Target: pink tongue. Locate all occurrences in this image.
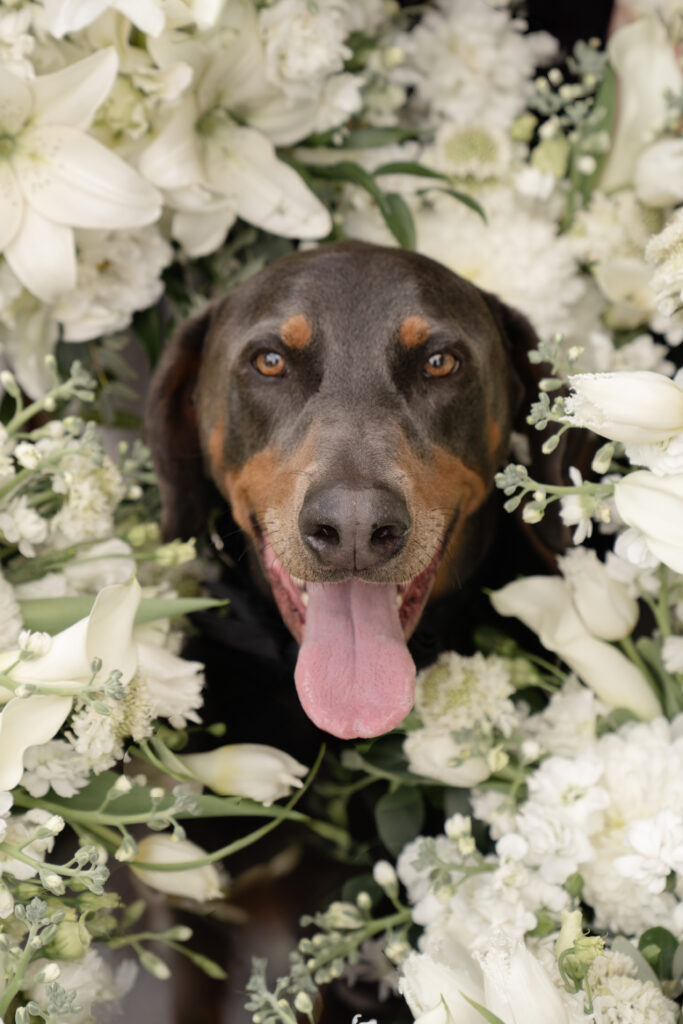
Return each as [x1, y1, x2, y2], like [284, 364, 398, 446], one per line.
[294, 579, 416, 739]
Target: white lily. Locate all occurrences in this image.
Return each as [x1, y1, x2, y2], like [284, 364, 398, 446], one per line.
[132, 834, 222, 901]
[0, 579, 141, 790]
[490, 576, 660, 720]
[178, 743, 307, 805]
[558, 548, 638, 641]
[564, 371, 683, 444]
[139, 39, 331, 256]
[600, 17, 682, 191]
[614, 471, 683, 573]
[0, 50, 162, 302]
[635, 137, 683, 207]
[43, 0, 165, 37]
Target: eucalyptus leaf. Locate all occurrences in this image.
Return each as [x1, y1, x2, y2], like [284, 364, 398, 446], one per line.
[638, 927, 677, 978]
[18, 595, 228, 634]
[611, 936, 660, 985]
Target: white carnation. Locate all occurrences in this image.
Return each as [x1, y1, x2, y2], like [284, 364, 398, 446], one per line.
[259, 0, 351, 97]
[21, 740, 90, 798]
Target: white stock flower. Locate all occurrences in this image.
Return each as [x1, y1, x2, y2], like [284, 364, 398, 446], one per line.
[557, 547, 639, 641]
[521, 678, 606, 758]
[21, 739, 89, 798]
[0, 579, 141, 790]
[132, 834, 222, 900]
[490, 576, 660, 720]
[564, 370, 683, 444]
[179, 743, 307, 805]
[600, 16, 682, 192]
[0, 569, 22, 650]
[0, 50, 162, 302]
[0, 494, 48, 556]
[614, 470, 683, 573]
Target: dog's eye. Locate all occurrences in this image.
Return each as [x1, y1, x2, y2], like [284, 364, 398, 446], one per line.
[424, 352, 459, 378]
[253, 351, 286, 377]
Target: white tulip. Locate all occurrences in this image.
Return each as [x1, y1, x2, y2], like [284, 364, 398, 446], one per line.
[600, 17, 682, 191]
[490, 577, 660, 720]
[399, 949, 486, 1024]
[0, 579, 141, 790]
[564, 371, 683, 443]
[635, 137, 683, 207]
[179, 744, 307, 805]
[479, 935, 575, 1024]
[614, 471, 683, 573]
[558, 548, 639, 641]
[132, 835, 222, 901]
[0, 51, 162, 302]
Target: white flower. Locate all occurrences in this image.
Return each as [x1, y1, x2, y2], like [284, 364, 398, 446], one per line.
[614, 810, 683, 894]
[0, 6, 33, 79]
[589, 950, 678, 1023]
[179, 743, 307, 805]
[259, 0, 351, 98]
[477, 933, 580, 1024]
[557, 547, 639, 641]
[55, 226, 173, 342]
[600, 16, 682, 191]
[663, 636, 683, 673]
[0, 579, 141, 790]
[132, 834, 223, 900]
[564, 370, 683, 443]
[404, 730, 492, 787]
[635, 137, 683, 206]
[61, 538, 136, 594]
[646, 206, 683, 325]
[0, 50, 162, 302]
[0, 494, 48, 556]
[625, 431, 683, 476]
[614, 470, 683, 573]
[43, 0, 165, 38]
[1, 808, 56, 882]
[0, 569, 22, 651]
[27, 948, 137, 1024]
[522, 678, 606, 758]
[399, 948, 487, 1024]
[136, 641, 204, 729]
[490, 576, 660, 720]
[20, 740, 89, 798]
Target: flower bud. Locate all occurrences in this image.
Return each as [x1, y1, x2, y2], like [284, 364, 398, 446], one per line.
[372, 860, 398, 898]
[565, 371, 683, 443]
[614, 471, 683, 573]
[178, 743, 307, 806]
[132, 835, 222, 901]
[44, 910, 91, 961]
[559, 548, 639, 640]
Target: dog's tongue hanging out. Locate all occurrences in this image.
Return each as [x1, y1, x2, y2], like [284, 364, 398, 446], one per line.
[294, 579, 416, 739]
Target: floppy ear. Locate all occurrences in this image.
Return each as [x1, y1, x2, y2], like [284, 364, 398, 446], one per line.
[482, 292, 594, 563]
[145, 304, 216, 541]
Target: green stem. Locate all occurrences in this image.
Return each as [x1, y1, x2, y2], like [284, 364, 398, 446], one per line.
[618, 636, 662, 701]
[0, 922, 39, 1016]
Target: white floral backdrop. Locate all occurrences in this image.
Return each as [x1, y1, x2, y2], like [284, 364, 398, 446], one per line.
[1, 0, 683, 1022]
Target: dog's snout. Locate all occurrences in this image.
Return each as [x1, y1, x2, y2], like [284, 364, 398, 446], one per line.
[299, 484, 410, 571]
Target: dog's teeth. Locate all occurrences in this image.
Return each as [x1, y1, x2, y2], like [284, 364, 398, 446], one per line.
[301, 592, 309, 607]
[396, 593, 403, 607]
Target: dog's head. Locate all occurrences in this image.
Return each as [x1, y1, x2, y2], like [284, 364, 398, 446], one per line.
[147, 241, 539, 738]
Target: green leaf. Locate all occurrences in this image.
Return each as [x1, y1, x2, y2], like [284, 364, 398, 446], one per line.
[461, 993, 509, 1024]
[336, 127, 417, 149]
[375, 786, 425, 857]
[304, 161, 415, 248]
[378, 192, 416, 250]
[424, 186, 487, 222]
[18, 595, 228, 634]
[611, 936, 660, 985]
[671, 940, 683, 983]
[373, 161, 487, 222]
[638, 927, 677, 979]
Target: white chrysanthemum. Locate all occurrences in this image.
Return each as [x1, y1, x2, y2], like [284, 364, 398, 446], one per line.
[393, 0, 555, 130]
[259, 0, 351, 98]
[21, 740, 90, 798]
[423, 118, 516, 181]
[589, 951, 678, 1024]
[54, 226, 173, 342]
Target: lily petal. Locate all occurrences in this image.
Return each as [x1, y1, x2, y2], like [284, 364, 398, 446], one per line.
[4, 205, 76, 303]
[17, 125, 162, 230]
[85, 578, 141, 684]
[0, 161, 23, 250]
[31, 48, 118, 131]
[43, 0, 108, 38]
[0, 66, 33, 134]
[139, 97, 203, 190]
[172, 206, 236, 257]
[204, 122, 331, 239]
[0, 694, 73, 791]
[115, 0, 165, 36]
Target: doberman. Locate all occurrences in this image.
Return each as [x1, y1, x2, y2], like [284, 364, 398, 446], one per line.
[147, 240, 544, 741]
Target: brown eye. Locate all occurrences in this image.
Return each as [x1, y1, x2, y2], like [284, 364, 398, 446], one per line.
[254, 351, 286, 377]
[424, 352, 459, 378]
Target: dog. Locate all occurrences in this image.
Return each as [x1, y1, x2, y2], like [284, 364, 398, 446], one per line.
[147, 240, 546, 741]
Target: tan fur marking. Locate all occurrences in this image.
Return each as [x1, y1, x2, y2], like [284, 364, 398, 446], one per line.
[280, 313, 312, 350]
[399, 315, 431, 348]
[487, 418, 502, 462]
[207, 413, 225, 479]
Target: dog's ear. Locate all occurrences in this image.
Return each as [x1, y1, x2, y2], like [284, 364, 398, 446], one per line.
[482, 291, 594, 563]
[146, 304, 216, 541]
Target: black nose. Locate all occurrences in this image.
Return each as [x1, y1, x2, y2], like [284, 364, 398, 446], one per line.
[299, 484, 410, 571]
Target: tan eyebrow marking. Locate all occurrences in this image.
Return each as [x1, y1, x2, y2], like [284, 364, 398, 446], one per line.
[280, 313, 312, 350]
[399, 315, 431, 348]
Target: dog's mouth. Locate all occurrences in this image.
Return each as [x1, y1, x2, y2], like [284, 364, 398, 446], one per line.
[259, 528, 450, 739]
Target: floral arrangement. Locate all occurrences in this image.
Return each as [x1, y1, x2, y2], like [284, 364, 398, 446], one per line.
[1, 0, 683, 1022]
